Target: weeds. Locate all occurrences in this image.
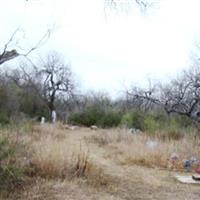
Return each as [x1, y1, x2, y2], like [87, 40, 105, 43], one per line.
[87, 128, 200, 171]
[25, 127, 111, 188]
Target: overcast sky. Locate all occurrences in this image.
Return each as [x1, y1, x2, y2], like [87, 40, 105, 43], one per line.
[1, 0, 200, 96]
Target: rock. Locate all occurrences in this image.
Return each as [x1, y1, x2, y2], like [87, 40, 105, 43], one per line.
[146, 140, 158, 150]
[64, 125, 78, 130]
[90, 125, 98, 130]
[170, 153, 179, 161]
[129, 128, 141, 134]
[69, 126, 78, 130]
[183, 160, 192, 171]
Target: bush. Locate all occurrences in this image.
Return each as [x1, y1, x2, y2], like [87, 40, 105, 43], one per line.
[97, 111, 121, 128]
[68, 106, 104, 126]
[121, 110, 193, 136]
[144, 114, 159, 134]
[120, 113, 133, 128]
[120, 111, 146, 130]
[68, 106, 121, 128]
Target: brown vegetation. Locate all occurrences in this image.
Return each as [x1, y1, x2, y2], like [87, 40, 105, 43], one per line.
[1, 123, 200, 200]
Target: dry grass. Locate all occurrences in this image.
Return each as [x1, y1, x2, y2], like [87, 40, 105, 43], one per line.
[18, 124, 110, 188]
[88, 128, 200, 171]
[1, 123, 200, 200]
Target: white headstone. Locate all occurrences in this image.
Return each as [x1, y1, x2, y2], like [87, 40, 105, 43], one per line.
[40, 117, 45, 124]
[52, 110, 56, 123]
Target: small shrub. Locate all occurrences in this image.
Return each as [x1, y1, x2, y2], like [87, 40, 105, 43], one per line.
[121, 111, 145, 130]
[130, 111, 145, 130]
[120, 113, 133, 128]
[144, 114, 159, 134]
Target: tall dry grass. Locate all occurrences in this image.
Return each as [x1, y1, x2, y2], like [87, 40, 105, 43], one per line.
[21, 124, 111, 187]
[88, 128, 200, 171]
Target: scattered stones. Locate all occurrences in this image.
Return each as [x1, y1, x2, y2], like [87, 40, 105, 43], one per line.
[129, 128, 141, 135]
[64, 124, 79, 130]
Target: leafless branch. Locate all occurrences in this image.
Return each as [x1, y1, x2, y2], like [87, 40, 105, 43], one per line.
[0, 29, 51, 66]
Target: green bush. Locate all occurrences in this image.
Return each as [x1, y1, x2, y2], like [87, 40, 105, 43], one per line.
[144, 114, 159, 134]
[120, 111, 146, 130]
[97, 111, 121, 128]
[68, 106, 122, 128]
[68, 106, 104, 126]
[120, 113, 133, 128]
[120, 110, 193, 136]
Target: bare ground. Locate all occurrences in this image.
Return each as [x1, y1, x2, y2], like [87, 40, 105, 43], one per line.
[3, 126, 200, 200]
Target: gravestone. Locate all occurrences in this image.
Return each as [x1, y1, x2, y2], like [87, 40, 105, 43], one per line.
[40, 117, 45, 124]
[52, 110, 56, 123]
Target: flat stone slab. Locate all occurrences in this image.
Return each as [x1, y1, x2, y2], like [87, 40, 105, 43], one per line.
[175, 175, 200, 184]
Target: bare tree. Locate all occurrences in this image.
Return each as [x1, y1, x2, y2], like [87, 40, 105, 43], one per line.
[105, 0, 158, 11]
[9, 52, 74, 122]
[126, 80, 161, 111]
[38, 53, 74, 119]
[160, 67, 200, 121]
[126, 66, 200, 123]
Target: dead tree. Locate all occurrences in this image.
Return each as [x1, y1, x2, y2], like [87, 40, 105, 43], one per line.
[9, 52, 74, 122]
[105, 0, 157, 11]
[126, 66, 200, 123]
[39, 53, 74, 117]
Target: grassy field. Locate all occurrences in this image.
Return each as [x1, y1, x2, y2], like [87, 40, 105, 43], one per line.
[0, 123, 200, 200]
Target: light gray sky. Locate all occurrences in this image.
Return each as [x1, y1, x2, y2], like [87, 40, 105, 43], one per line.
[1, 0, 200, 96]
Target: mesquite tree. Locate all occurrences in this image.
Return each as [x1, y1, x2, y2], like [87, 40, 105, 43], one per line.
[126, 66, 200, 123]
[9, 52, 75, 122]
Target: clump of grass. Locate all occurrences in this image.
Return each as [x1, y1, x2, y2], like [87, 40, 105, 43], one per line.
[157, 129, 184, 141]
